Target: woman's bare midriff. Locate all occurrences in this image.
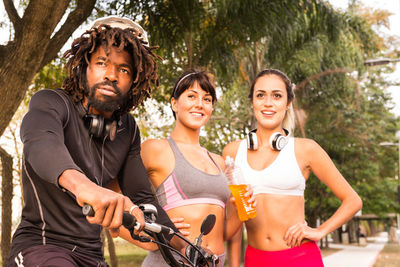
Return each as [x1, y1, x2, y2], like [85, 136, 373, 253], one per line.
[245, 194, 306, 251]
[167, 204, 226, 255]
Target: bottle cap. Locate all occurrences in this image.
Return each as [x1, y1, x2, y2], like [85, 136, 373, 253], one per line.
[225, 156, 234, 166]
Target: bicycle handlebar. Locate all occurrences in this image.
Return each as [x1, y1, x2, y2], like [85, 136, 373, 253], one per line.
[82, 204, 218, 267]
[83, 204, 174, 235]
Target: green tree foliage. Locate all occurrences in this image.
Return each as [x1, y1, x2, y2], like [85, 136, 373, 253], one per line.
[302, 71, 400, 223]
[296, 4, 400, 221]
[26, 59, 67, 104]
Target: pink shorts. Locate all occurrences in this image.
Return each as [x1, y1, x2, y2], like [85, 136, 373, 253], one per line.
[245, 241, 324, 267]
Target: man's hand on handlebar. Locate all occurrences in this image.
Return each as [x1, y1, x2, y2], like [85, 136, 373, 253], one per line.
[83, 194, 145, 234]
[58, 169, 145, 232]
[108, 204, 145, 237]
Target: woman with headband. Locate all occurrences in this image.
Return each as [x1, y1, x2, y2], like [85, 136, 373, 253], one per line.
[223, 69, 362, 266]
[136, 70, 254, 266]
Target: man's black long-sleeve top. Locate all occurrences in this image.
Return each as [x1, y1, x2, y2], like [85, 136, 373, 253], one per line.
[9, 89, 175, 260]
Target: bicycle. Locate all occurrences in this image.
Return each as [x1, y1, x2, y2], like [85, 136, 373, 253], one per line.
[82, 204, 220, 267]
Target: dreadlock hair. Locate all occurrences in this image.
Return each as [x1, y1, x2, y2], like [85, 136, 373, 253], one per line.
[62, 24, 160, 116]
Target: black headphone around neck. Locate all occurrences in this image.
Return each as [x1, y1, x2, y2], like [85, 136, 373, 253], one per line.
[247, 128, 290, 151]
[78, 102, 118, 141]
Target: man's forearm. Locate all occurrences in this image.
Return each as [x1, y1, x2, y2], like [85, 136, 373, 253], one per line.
[58, 169, 96, 198]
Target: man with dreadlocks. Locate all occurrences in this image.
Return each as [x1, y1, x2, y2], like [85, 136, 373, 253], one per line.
[8, 16, 183, 267]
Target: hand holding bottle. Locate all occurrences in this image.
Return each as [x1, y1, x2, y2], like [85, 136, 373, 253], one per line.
[225, 156, 257, 221]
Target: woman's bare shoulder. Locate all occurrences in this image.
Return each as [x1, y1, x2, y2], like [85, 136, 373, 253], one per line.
[142, 138, 170, 153]
[141, 138, 172, 165]
[222, 140, 242, 159]
[294, 137, 320, 151]
[141, 138, 174, 179]
[294, 137, 326, 163]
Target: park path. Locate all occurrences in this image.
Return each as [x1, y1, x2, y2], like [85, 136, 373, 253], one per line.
[323, 232, 388, 267]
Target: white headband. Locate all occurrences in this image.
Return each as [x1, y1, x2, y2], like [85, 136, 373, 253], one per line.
[174, 72, 196, 94]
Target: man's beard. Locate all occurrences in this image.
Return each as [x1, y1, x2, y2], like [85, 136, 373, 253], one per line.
[85, 81, 129, 113]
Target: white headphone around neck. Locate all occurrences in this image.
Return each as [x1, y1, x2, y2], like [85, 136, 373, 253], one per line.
[247, 128, 290, 151]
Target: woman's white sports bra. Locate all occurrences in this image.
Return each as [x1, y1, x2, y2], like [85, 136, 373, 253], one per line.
[235, 138, 306, 196]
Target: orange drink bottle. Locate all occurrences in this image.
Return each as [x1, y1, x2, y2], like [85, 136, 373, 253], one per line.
[225, 157, 257, 221]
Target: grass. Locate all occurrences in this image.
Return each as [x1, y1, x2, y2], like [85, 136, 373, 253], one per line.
[104, 238, 149, 266]
[373, 243, 400, 267]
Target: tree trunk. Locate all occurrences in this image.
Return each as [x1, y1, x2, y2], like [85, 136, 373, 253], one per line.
[0, 0, 96, 136]
[104, 229, 118, 267]
[0, 146, 13, 267]
[347, 219, 357, 243]
[368, 220, 377, 236]
[331, 229, 340, 243]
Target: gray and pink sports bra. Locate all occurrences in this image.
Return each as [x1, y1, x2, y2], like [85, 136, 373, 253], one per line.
[155, 137, 230, 211]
